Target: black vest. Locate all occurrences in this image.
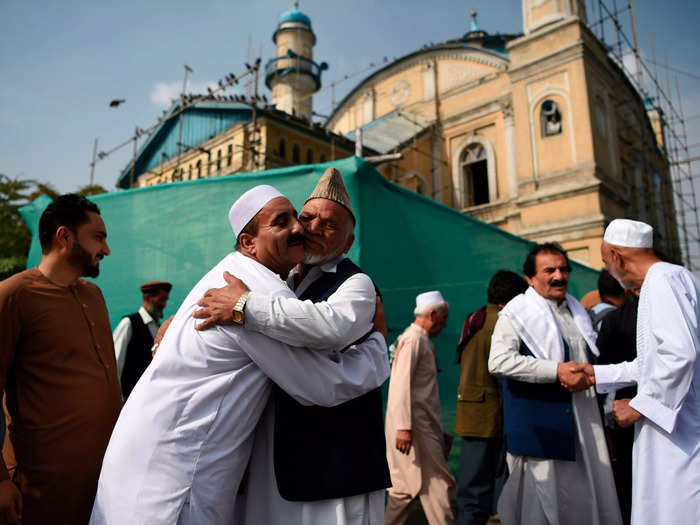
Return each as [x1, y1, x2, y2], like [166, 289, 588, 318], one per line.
[120, 312, 155, 399]
[273, 259, 391, 501]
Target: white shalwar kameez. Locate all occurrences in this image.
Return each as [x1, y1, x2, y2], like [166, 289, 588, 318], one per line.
[89, 251, 389, 525]
[489, 288, 622, 525]
[594, 262, 700, 525]
[236, 256, 386, 525]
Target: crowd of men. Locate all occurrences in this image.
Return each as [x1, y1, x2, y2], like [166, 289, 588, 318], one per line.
[0, 166, 697, 525]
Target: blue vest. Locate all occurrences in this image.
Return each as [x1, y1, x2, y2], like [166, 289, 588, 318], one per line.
[273, 258, 391, 501]
[501, 340, 576, 461]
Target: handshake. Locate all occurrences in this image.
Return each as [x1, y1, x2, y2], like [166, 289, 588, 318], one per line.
[556, 361, 595, 392]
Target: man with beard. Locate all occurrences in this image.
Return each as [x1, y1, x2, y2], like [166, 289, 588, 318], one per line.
[112, 280, 172, 399]
[589, 219, 700, 525]
[488, 243, 622, 525]
[0, 194, 122, 525]
[90, 185, 389, 525]
[192, 167, 391, 524]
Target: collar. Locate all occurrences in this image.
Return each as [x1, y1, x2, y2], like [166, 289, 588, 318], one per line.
[410, 322, 429, 337]
[287, 255, 346, 290]
[138, 306, 157, 326]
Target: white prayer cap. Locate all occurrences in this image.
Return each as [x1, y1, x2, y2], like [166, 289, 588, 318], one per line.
[603, 219, 653, 248]
[416, 290, 446, 309]
[228, 185, 285, 238]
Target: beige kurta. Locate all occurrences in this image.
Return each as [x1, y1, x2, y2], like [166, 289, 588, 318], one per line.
[385, 323, 455, 502]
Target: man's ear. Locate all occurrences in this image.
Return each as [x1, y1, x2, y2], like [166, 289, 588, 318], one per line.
[54, 226, 74, 251]
[238, 233, 256, 255]
[343, 232, 355, 254]
[525, 275, 534, 287]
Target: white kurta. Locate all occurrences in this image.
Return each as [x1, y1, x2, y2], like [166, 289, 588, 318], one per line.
[90, 252, 389, 525]
[237, 256, 386, 525]
[594, 262, 700, 525]
[112, 305, 159, 381]
[489, 299, 622, 525]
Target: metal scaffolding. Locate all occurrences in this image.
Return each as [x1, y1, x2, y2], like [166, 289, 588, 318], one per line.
[587, 0, 700, 270]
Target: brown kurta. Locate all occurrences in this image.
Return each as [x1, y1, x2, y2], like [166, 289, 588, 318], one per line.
[0, 268, 122, 525]
[385, 323, 455, 524]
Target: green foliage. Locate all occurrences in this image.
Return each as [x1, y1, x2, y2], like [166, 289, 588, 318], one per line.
[0, 174, 33, 261]
[77, 184, 109, 196]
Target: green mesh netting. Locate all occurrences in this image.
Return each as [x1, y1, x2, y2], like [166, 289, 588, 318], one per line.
[20, 156, 599, 473]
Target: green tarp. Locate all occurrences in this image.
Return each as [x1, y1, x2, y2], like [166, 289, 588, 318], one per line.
[20, 156, 599, 472]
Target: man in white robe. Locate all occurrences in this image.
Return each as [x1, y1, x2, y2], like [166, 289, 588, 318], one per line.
[591, 219, 700, 525]
[488, 243, 622, 525]
[89, 185, 389, 525]
[193, 168, 390, 525]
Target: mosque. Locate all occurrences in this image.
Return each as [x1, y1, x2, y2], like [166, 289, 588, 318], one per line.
[119, 0, 679, 268]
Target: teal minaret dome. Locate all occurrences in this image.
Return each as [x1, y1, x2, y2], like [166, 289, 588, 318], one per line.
[278, 4, 312, 29]
[266, 2, 327, 121]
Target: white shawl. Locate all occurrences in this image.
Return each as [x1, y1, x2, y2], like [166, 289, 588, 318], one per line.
[500, 287, 599, 361]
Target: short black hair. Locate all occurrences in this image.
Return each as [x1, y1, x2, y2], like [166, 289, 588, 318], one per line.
[523, 242, 571, 278]
[487, 270, 529, 305]
[598, 269, 624, 299]
[38, 194, 101, 253]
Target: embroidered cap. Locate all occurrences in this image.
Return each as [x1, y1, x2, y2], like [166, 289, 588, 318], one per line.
[603, 219, 653, 248]
[305, 167, 355, 223]
[140, 281, 172, 294]
[228, 185, 285, 238]
[416, 290, 446, 309]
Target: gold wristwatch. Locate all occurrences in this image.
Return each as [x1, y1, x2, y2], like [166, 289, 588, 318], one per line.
[232, 291, 250, 325]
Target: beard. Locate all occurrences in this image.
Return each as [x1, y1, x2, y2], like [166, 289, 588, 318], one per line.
[68, 241, 100, 278]
[607, 265, 634, 290]
[303, 245, 346, 266]
[146, 302, 164, 321]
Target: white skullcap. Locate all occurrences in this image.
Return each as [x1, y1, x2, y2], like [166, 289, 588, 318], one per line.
[603, 219, 653, 248]
[228, 185, 285, 238]
[416, 290, 446, 309]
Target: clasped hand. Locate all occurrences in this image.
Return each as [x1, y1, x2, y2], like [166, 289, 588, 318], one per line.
[557, 361, 595, 392]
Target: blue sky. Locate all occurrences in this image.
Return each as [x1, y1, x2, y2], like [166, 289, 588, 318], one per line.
[1, 0, 699, 195]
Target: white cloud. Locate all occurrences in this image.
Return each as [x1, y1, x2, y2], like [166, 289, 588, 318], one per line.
[150, 80, 221, 108]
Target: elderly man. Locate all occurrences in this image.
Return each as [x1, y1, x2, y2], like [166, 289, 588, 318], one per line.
[488, 243, 622, 525]
[384, 291, 455, 525]
[192, 167, 391, 524]
[112, 280, 171, 398]
[590, 219, 700, 525]
[89, 185, 389, 525]
[0, 194, 122, 525]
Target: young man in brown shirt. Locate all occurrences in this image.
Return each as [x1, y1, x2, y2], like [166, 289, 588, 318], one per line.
[0, 194, 122, 525]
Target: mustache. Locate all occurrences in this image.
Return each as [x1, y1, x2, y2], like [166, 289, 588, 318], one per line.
[287, 234, 305, 246]
[551, 279, 568, 287]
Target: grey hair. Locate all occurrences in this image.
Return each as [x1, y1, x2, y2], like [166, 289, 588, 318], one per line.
[414, 301, 449, 317]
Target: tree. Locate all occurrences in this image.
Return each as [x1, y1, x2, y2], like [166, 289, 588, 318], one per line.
[77, 184, 108, 196]
[0, 174, 34, 278]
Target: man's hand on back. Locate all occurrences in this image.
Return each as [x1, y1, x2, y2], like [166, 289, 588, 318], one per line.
[193, 271, 250, 330]
[0, 480, 22, 525]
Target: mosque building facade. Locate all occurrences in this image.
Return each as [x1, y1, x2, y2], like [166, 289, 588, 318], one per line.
[120, 1, 679, 268]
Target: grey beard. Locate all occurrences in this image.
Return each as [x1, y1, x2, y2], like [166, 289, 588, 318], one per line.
[303, 247, 345, 266]
[146, 303, 164, 321]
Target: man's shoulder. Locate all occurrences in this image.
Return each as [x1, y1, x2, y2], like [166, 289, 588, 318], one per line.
[0, 268, 41, 299]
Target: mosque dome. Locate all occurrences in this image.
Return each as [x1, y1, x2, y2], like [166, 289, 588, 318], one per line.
[278, 5, 312, 28]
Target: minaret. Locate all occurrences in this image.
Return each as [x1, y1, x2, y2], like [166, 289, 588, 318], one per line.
[265, 3, 327, 121]
[522, 0, 587, 35]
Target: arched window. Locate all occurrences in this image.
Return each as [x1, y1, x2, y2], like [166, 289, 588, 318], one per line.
[307, 147, 314, 164]
[292, 143, 300, 164]
[187, 164, 193, 180]
[279, 137, 287, 159]
[227, 144, 233, 166]
[541, 99, 562, 137]
[196, 159, 202, 179]
[461, 143, 489, 206]
[319, 152, 327, 163]
[216, 149, 222, 172]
